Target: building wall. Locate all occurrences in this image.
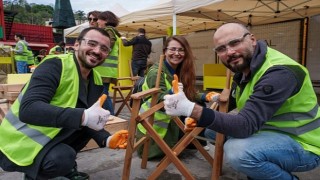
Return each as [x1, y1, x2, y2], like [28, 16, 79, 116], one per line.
[147, 17, 320, 80]
[306, 15, 320, 81]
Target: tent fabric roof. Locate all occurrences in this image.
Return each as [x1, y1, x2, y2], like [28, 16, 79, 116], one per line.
[179, 0, 320, 26]
[65, 0, 320, 39]
[64, 22, 89, 38]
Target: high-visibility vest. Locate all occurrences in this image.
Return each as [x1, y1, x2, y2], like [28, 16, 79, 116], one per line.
[236, 47, 320, 155]
[14, 40, 28, 62]
[137, 66, 172, 138]
[0, 54, 102, 166]
[49, 45, 63, 55]
[26, 49, 34, 65]
[94, 27, 120, 79]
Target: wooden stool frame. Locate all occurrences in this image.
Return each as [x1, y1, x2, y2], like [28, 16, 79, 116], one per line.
[122, 56, 231, 179]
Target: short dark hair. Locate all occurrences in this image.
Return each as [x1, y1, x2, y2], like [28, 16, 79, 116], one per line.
[87, 10, 101, 19]
[76, 27, 110, 42]
[97, 11, 119, 27]
[58, 41, 65, 47]
[138, 28, 146, 34]
[15, 33, 24, 39]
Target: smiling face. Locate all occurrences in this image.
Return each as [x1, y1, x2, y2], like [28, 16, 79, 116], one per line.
[74, 29, 110, 70]
[165, 40, 185, 70]
[213, 23, 256, 74]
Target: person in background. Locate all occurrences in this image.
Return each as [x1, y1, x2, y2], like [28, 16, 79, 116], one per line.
[12, 33, 28, 73]
[0, 27, 128, 180]
[87, 10, 101, 27]
[137, 35, 219, 159]
[121, 28, 152, 77]
[36, 49, 47, 64]
[163, 23, 320, 180]
[95, 11, 121, 115]
[49, 41, 66, 55]
[66, 47, 75, 54]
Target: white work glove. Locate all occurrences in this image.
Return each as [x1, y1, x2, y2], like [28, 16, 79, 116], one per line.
[82, 100, 110, 131]
[164, 87, 195, 117]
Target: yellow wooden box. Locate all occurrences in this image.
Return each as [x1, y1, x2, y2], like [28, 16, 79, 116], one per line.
[203, 64, 231, 90]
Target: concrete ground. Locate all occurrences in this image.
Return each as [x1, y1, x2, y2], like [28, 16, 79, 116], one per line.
[1, 91, 320, 179]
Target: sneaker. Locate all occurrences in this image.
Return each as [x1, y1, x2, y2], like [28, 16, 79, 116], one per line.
[64, 166, 89, 180]
[203, 145, 210, 151]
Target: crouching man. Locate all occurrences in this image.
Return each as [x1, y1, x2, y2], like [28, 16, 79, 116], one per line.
[0, 27, 128, 180]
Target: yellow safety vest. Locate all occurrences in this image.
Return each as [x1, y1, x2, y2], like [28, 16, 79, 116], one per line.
[0, 54, 102, 166]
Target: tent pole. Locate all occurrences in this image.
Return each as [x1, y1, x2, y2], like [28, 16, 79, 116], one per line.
[173, 14, 176, 35]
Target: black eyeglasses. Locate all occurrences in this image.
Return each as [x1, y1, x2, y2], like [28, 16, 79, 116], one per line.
[214, 33, 251, 54]
[81, 38, 111, 54]
[88, 18, 98, 22]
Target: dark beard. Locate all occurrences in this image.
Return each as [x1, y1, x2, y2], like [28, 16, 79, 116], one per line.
[79, 52, 104, 69]
[223, 55, 251, 73]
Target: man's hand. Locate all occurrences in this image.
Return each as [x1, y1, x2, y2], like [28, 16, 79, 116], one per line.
[82, 95, 110, 131]
[164, 88, 195, 117]
[185, 117, 197, 131]
[107, 130, 129, 149]
[206, 91, 220, 102]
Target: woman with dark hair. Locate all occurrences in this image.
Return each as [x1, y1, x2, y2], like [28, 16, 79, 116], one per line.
[94, 11, 121, 114]
[137, 35, 217, 159]
[87, 10, 101, 27]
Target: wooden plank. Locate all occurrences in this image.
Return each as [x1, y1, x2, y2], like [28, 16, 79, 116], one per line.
[1, 84, 24, 92]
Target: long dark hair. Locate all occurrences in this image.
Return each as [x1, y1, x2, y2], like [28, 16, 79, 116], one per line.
[163, 35, 197, 101]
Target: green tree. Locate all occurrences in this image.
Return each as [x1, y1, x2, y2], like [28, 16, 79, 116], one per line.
[3, 0, 54, 25]
[74, 10, 86, 24]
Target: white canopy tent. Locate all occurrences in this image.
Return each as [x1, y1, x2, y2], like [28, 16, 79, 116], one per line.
[119, 0, 222, 37]
[179, 0, 320, 26]
[65, 0, 320, 39]
[64, 0, 223, 39]
[64, 22, 89, 38]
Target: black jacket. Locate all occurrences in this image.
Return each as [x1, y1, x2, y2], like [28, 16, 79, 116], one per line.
[122, 35, 152, 61]
[0, 55, 110, 179]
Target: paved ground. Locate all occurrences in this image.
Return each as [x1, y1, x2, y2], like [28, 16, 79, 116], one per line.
[1, 91, 320, 179]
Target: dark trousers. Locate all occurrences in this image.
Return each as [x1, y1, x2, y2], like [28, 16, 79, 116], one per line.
[0, 127, 106, 179]
[102, 82, 114, 115]
[131, 59, 147, 77]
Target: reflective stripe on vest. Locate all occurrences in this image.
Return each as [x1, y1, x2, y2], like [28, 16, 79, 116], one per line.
[236, 47, 320, 155]
[94, 27, 119, 78]
[0, 54, 103, 166]
[137, 69, 172, 138]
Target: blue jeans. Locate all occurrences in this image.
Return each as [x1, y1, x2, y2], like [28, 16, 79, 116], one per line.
[131, 59, 147, 77]
[102, 83, 114, 115]
[16, 61, 28, 73]
[205, 129, 320, 179]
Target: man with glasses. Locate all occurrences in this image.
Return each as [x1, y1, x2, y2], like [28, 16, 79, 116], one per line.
[163, 23, 320, 179]
[0, 27, 128, 180]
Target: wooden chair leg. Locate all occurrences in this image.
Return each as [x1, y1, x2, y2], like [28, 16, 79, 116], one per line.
[115, 89, 132, 116]
[140, 119, 195, 180]
[122, 99, 140, 180]
[112, 88, 117, 111]
[211, 133, 225, 180]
